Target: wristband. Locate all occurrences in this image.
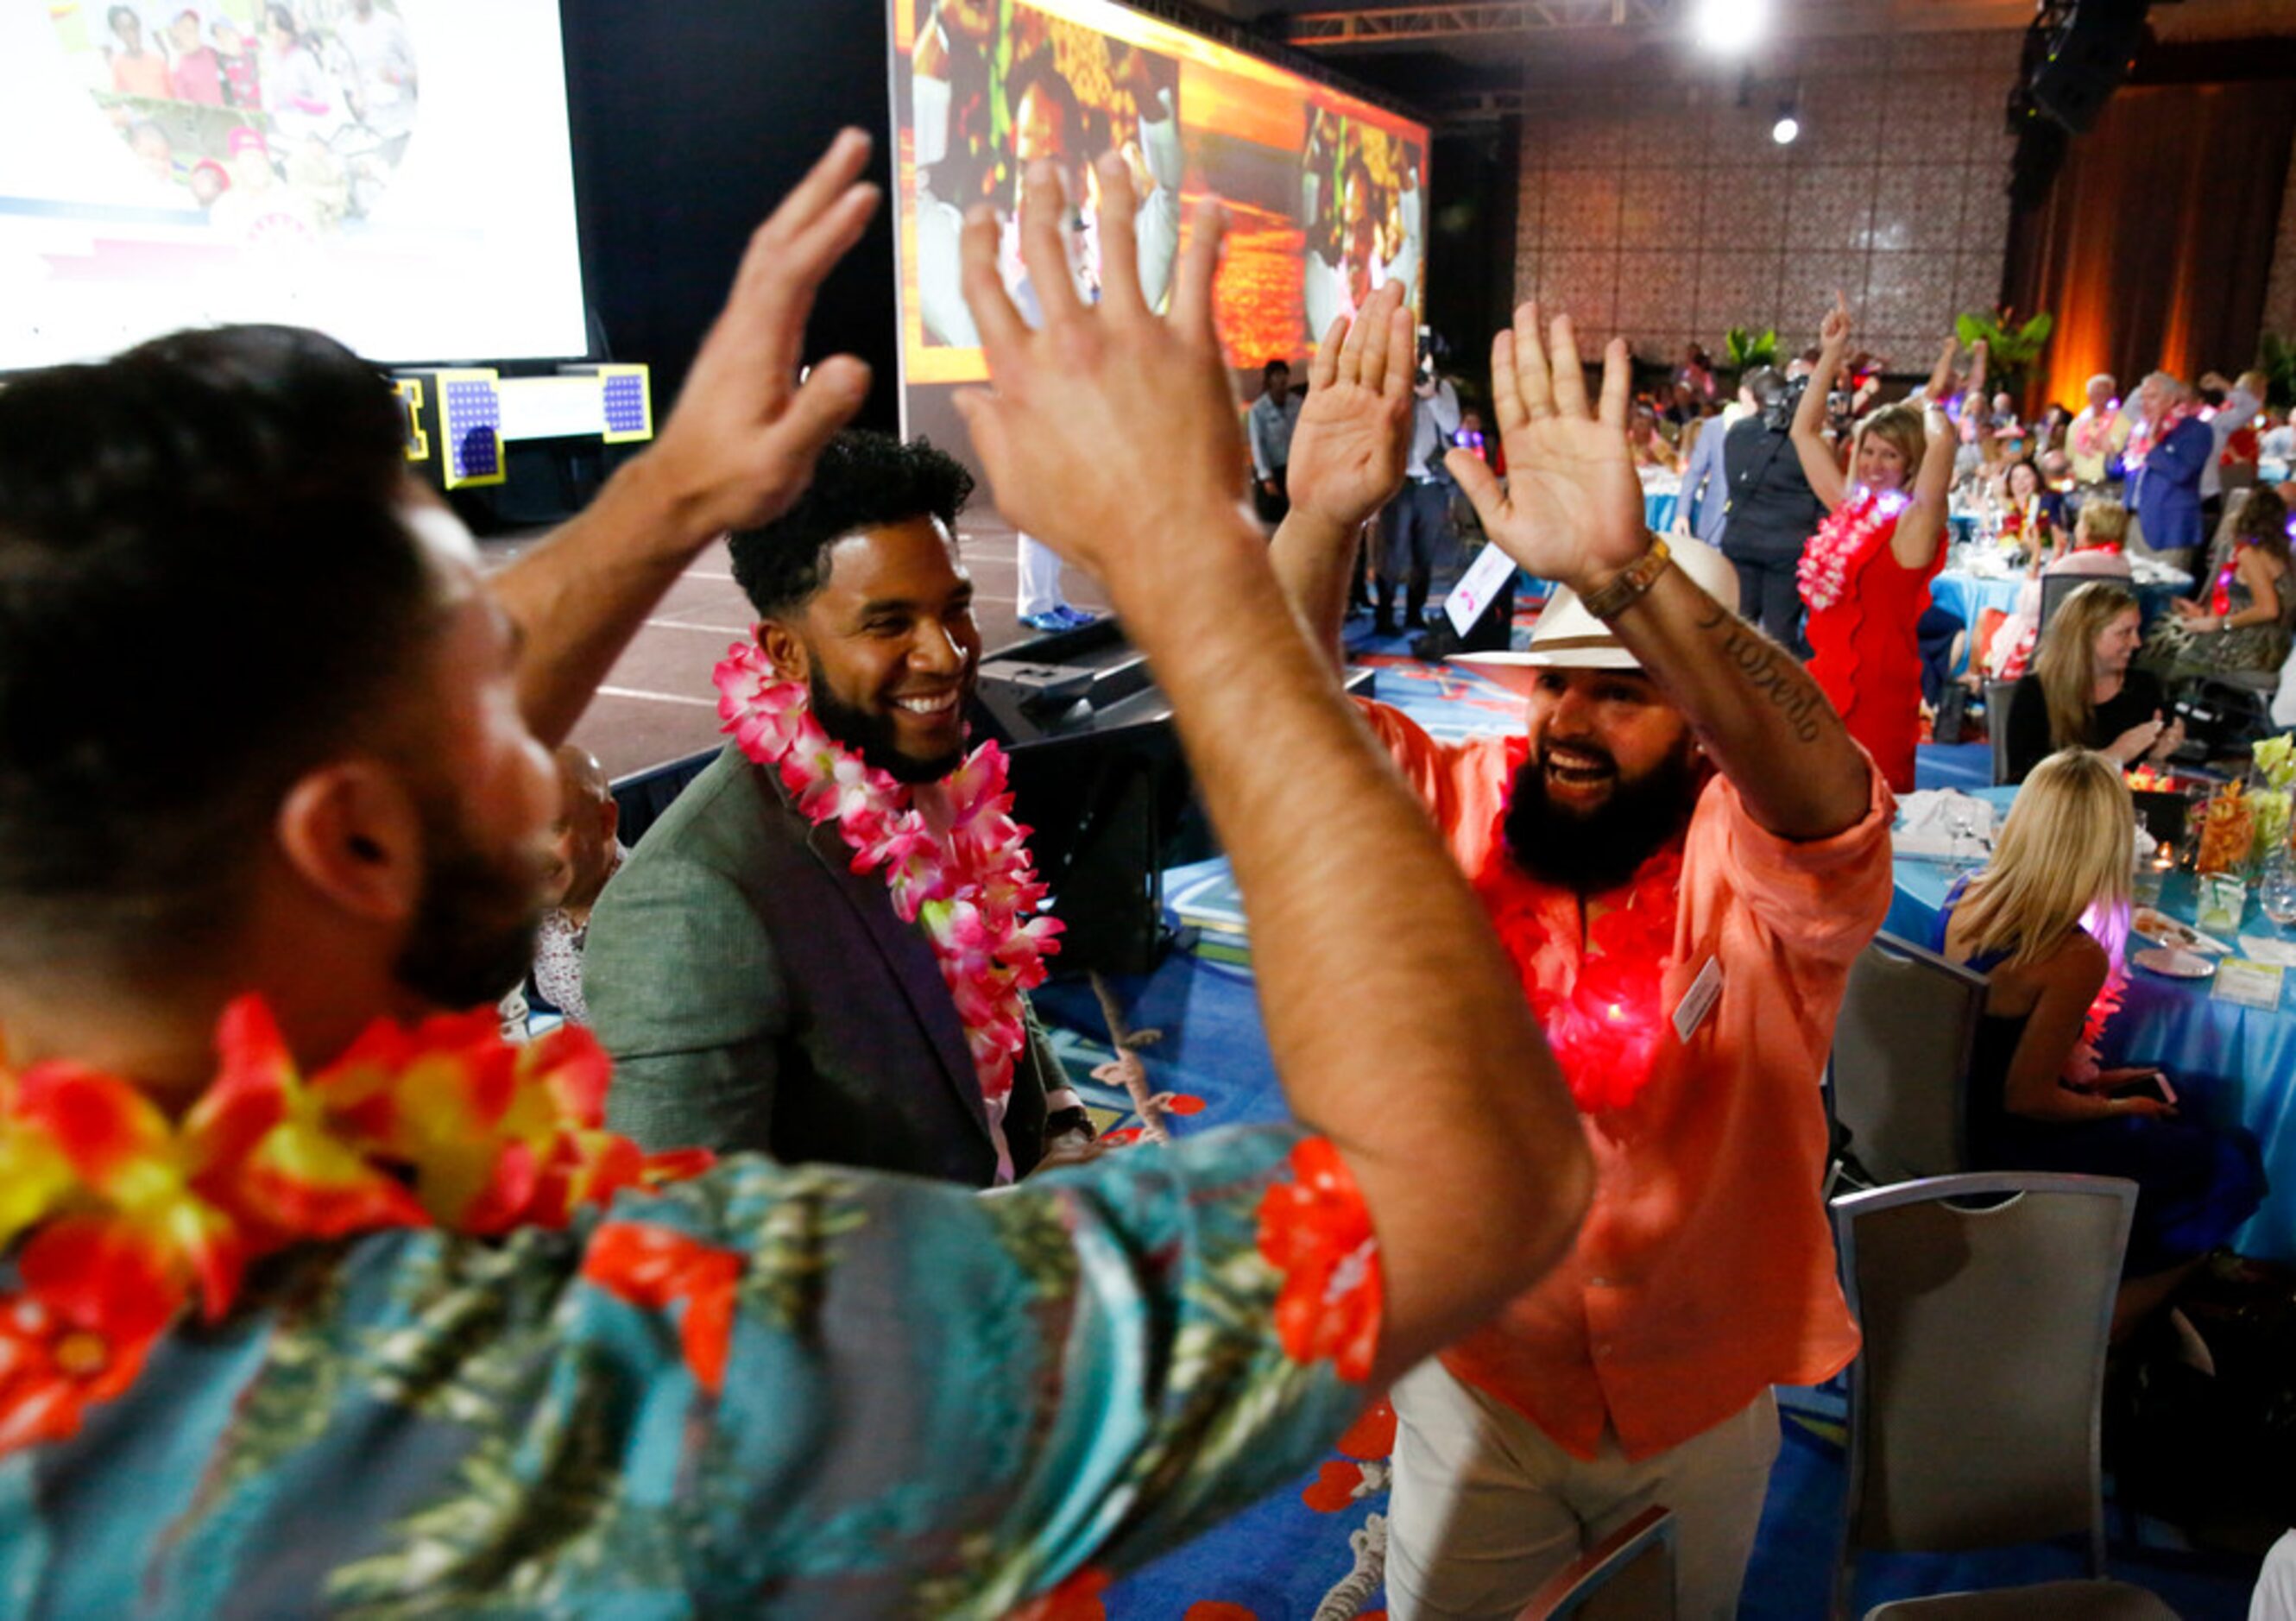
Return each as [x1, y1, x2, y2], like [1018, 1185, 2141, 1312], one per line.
[1577, 536, 1672, 621]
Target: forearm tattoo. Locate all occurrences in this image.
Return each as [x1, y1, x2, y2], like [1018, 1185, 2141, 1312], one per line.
[1694, 600, 1825, 745]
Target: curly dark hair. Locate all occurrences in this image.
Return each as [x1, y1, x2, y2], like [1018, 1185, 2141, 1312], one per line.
[729, 432, 973, 617]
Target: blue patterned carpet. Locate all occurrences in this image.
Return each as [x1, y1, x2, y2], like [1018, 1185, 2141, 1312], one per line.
[1028, 652, 2260, 1621]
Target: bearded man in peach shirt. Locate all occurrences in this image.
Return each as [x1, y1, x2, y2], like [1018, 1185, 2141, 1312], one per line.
[1271, 285, 1895, 1621]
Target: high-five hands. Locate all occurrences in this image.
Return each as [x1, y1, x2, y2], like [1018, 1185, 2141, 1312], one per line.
[1284, 282, 1416, 535]
[1442, 304, 1647, 593]
[953, 152, 1251, 596]
[645, 129, 879, 541]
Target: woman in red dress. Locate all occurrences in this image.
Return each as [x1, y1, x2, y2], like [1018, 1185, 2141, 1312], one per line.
[1788, 295, 1968, 791]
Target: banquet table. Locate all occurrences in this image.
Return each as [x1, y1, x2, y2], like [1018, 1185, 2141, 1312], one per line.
[1930, 565, 2195, 636]
[1886, 784, 2296, 1261]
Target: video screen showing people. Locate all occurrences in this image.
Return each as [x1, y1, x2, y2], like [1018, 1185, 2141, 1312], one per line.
[2, 0, 589, 369]
[890, 0, 1429, 389]
[56, 1, 417, 237]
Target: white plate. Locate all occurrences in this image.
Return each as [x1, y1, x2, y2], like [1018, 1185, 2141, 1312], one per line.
[2134, 945, 2217, 980]
[2132, 908, 2229, 955]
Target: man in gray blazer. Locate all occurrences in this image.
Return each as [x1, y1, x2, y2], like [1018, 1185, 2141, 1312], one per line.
[585, 432, 1085, 1186]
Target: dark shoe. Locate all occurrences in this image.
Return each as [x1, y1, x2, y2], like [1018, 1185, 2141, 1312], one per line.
[1372, 616, 1398, 638]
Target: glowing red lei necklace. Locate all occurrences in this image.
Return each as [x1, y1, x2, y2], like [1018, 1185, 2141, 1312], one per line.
[713, 642, 1062, 1123]
[1798, 487, 1909, 614]
[0, 1000, 708, 1454]
[1473, 817, 1685, 1113]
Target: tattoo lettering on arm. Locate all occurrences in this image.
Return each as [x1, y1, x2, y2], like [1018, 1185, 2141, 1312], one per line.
[1718, 621, 1825, 744]
[1688, 596, 1828, 746]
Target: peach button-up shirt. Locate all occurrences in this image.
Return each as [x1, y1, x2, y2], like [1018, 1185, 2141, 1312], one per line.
[1361, 698, 1893, 1460]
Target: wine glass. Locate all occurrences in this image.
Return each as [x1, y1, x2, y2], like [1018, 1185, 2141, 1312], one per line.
[1947, 799, 1981, 862]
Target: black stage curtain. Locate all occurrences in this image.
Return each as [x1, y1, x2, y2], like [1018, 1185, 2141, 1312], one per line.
[2005, 81, 2296, 410]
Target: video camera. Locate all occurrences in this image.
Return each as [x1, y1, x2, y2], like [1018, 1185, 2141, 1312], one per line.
[1416, 325, 1449, 390]
[1763, 373, 1808, 432]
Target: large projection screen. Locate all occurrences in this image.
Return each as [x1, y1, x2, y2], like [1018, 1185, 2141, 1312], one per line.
[888, 0, 1429, 479]
[0, 1, 590, 371]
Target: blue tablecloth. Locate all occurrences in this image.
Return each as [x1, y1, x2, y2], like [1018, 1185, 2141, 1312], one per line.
[1930, 567, 2193, 637]
[1887, 785, 2296, 1260]
[1928, 571, 2022, 629]
[1645, 492, 1678, 533]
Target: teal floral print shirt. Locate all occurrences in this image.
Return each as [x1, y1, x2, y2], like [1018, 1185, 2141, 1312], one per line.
[0, 1124, 1378, 1618]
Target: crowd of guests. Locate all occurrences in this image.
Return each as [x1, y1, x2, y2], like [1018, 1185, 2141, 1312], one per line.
[1655, 313, 2296, 779]
[0, 127, 2285, 1620]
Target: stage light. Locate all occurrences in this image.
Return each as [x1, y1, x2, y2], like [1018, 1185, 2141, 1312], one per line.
[1772, 104, 1801, 144]
[1692, 0, 1769, 54]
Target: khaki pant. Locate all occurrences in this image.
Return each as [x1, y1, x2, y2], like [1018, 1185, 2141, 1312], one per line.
[1385, 1359, 1780, 1621]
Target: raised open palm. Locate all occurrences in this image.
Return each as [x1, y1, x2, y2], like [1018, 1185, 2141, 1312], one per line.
[1285, 282, 1415, 533]
[1445, 304, 1647, 590]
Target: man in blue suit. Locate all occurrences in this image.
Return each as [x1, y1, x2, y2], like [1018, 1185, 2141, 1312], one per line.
[2123, 372, 2214, 570]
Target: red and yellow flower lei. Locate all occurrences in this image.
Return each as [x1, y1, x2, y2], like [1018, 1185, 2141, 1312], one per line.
[0, 999, 708, 1454]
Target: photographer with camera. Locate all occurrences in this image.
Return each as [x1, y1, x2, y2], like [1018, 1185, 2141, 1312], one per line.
[1716, 365, 1825, 650]
[1373, 332, 1462, 637]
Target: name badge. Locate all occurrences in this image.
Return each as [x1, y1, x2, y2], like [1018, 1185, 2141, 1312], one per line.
[1673, 955, 1724, 1044]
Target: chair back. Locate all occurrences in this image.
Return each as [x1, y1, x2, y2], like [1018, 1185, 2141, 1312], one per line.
[1862, 1579, 2181, 1618]
[1827, 934, 1985, 1186]
[611, 747, 722, 848]
[1517, 1505, 1675, 1621]
[1831, 1173, 2135, 1612]
[1985, 681, 2019, 784]
[2038, 571, 2092, 633]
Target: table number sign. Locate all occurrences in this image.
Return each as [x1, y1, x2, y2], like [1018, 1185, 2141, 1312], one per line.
[2213, 959, 2287, 1012]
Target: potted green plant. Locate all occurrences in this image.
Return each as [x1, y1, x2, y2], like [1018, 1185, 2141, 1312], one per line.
[1723, 325, 1778, 373]
[2255, 333, 2296, 410]
[1953, 307, 2053, 392]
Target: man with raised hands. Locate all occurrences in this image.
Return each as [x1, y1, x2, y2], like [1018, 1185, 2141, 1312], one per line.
[1271, 287, 1894, 1621]
[0, 133, 1588, 1613]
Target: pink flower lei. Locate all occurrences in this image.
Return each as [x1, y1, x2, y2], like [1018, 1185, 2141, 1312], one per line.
[1797, 487, 1909, 614]
[713, 642, 1062, 1112]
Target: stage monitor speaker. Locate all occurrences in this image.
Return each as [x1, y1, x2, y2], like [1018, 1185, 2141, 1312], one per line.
[2029, 0, 2152, 134]
[980, 621, 1376, 974]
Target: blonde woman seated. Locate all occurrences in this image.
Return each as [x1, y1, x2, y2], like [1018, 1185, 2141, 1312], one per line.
[1984, 497, 2136, 680]
[2003, 581, 2183, 785]
[1934, 749, 2267, 1334]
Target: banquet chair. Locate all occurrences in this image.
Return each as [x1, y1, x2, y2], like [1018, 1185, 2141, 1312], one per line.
[609, 746, 720, 849]
[1517, 1505, 1675, 1621]
[1984, 681, 2018, 784]
[1825, 935, 1986, 1190]
[2037, 572, 2094, 633]
[1830, 1173, 2138, 1620]
[1860, 1579, 2179, 1618]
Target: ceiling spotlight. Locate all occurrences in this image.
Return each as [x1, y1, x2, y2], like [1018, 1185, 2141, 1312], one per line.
[1692, 0, 1770, 54]
[1772, 103, 1801, 144]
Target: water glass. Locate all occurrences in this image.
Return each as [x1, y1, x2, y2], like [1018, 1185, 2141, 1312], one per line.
[2198, 874, 2249, 935]
[2262, 853, 2296, 930]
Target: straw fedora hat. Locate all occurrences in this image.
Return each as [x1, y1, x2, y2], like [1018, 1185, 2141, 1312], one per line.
[1456, 536, 1744, 673]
